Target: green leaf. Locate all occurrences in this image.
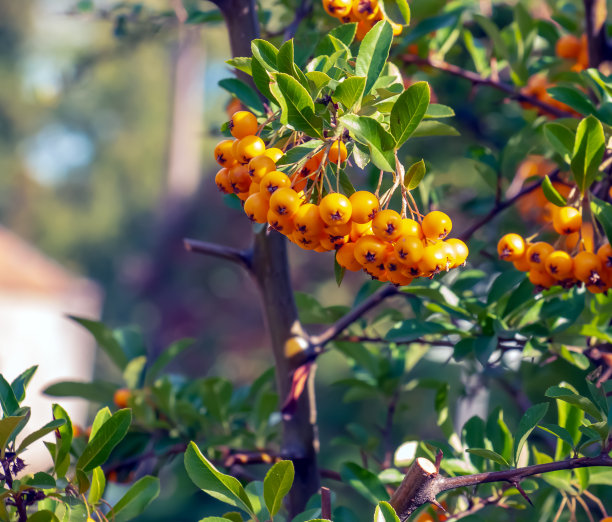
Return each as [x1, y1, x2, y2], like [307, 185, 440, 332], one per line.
[89, 407, 112, 441]
[340, 462, 389, 505]
[76, 468, 90, 494]
[466, 448, 509, 467]
[145, 338, 195, 384]
[548, 86, 597, 116]
[219, 79, 265, 115]
[514, 403, 549, 464]
[335, 256, 346, 287]
[226, 57, 252, 76]
[0, 375, 20, 416]
[355, 20, 394, 96]
[339, 114, 395, 171]
[333, 76, 366, 110]
[276, 141, 324, 167]
[404, 159, 426, 190]
[424, 104, 455, 119]
[544, 122, 574, 159]
[89, 466, 106, 505]
[184, 441, 255, 516]
[17, 419, 65, 453]
[538, 423, 575, 450]
[251, 57, 275, 103]
[411, 121, 459, 138]
[11, 366, 37, 402]
[545, 386, 603, 421]
[386, 320, 454, 342]
[474, 15, 509, 61]
[315, 34, 351, 58]
[107, 476, 160, 522]
[0, 416, 26, 458]
[390, 82, 430, 146]
[570, 115, 605, 193]
[77, 409, 132, 472]
[263, 460, 295, 517]
[329, 22, 358, 46]
[374, 502, 400, 522]
[70, 316, 129, 370]
[272, 73, 322, 138]
[591, 196, 612, 244]
[384, 0, 410, 25]
[306, 71, 332, 95]
[27, 472, 56, 489]
[26, 512, 60, 522]
[52, 404, 72, 476]
[251, 40, 278, 72]
[541, 175, 567, 206]
[44, 380, 118, 404]
[123, 355, 146, 390]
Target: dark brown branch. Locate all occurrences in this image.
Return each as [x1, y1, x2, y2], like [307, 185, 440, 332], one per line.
[183, 238, 252, 270]
[321, 487, 332, 520]
[584, 0, 610, 68]
[390, 454, 612, 520]
[459, 170, 560, 242]
[400, 55, 575, 119]
[310, 285, 400, 347]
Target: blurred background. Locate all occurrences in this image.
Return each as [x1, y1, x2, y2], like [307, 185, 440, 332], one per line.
[1, 0, 590, 519]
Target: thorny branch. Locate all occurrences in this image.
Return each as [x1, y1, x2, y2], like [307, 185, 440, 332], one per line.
[390, 454, 612, 521]
[400, 55, 575, 119]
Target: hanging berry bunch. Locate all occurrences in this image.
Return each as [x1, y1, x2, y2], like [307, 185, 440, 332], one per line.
[497, 116, 612, 294]
[214, 22, 466, 286]
[322, 0, 405, 40]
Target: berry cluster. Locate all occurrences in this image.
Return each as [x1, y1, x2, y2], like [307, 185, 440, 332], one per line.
[214, 111, 468, 287]
[555, 34, 589, 71]
[322, 0, 402, 40]
[497, 206, 612, 293]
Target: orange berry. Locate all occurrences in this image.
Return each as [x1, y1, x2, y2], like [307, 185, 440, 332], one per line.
[228, 164, 251, 194]
[400, 218, 423, 239]
[285, 336, 309, 358]
[113, 388, 131, 409]
[421, 211, 452, 240]
[326, 221, 352, 237]
[244, 192, 269, 223]
[236, 135, 266, 164]
[446, 238, 469, 267]
[319, 193, 352, 226]
[390, 21, 403, 37]
[565, 222, 595, 252]
[597, 243, 612, 268]
[299, 156, 321, 177]
[248, 181, 261, 196]
[394, 235, 424, 265]
[229, 111, 258, 139]
[351, 0, 379, 20]
[260, 171, 292, 198]
[529, 269, 556, 289]
[354, 235, 387, 265]
[372, 209, 403, 242]
[513, 253, 531, 272]
[323, 0, 352, 18]
[356, 20, 370, 41]
[290, 171, 308, 192]
[350, 221, 373, 242]
[328, 141, 348, 164]
[527, 242, 554, 269]
[248, 155, 277, 183]
[267, 210, 293, 235]
[269, 188, 302, 218]
[573, 251, 604, 286]
[294, 203, 325, 237]
[544, 250, 573, 280]
[336, 243, 362, 271]
[215, 168, 232, 194]
[72, 424, 83, 438]
[293, 232, 320, 250]
[264, 148, 284, 162]
[214, 139, 237, 168]
[349, 191, 379, 224]
[418, 242, 447, 275]
[555, 34, 582, 59]
[497, 233, 526, 261]
[553, 207, 582, 235]
[387, 269, 413, 287]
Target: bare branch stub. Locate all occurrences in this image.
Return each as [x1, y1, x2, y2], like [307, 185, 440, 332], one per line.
[183, 237, 253, 270]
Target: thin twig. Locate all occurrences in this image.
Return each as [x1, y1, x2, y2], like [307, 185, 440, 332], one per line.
[321, 487, 332, 520]
[400, 55, 575, 119]
[184, 238, 253, 270]
[310, 285, 400, 347]
[459, 170, 560, 242]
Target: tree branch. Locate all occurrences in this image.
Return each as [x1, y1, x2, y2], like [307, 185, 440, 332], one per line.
[184, 238, 253, 270]
[390, 454, 612, 520]
[459, 170, 560, 242]
[400, 55, 575, 119]
[584, 0, 610, 68]
[310, 285, 400, 347]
